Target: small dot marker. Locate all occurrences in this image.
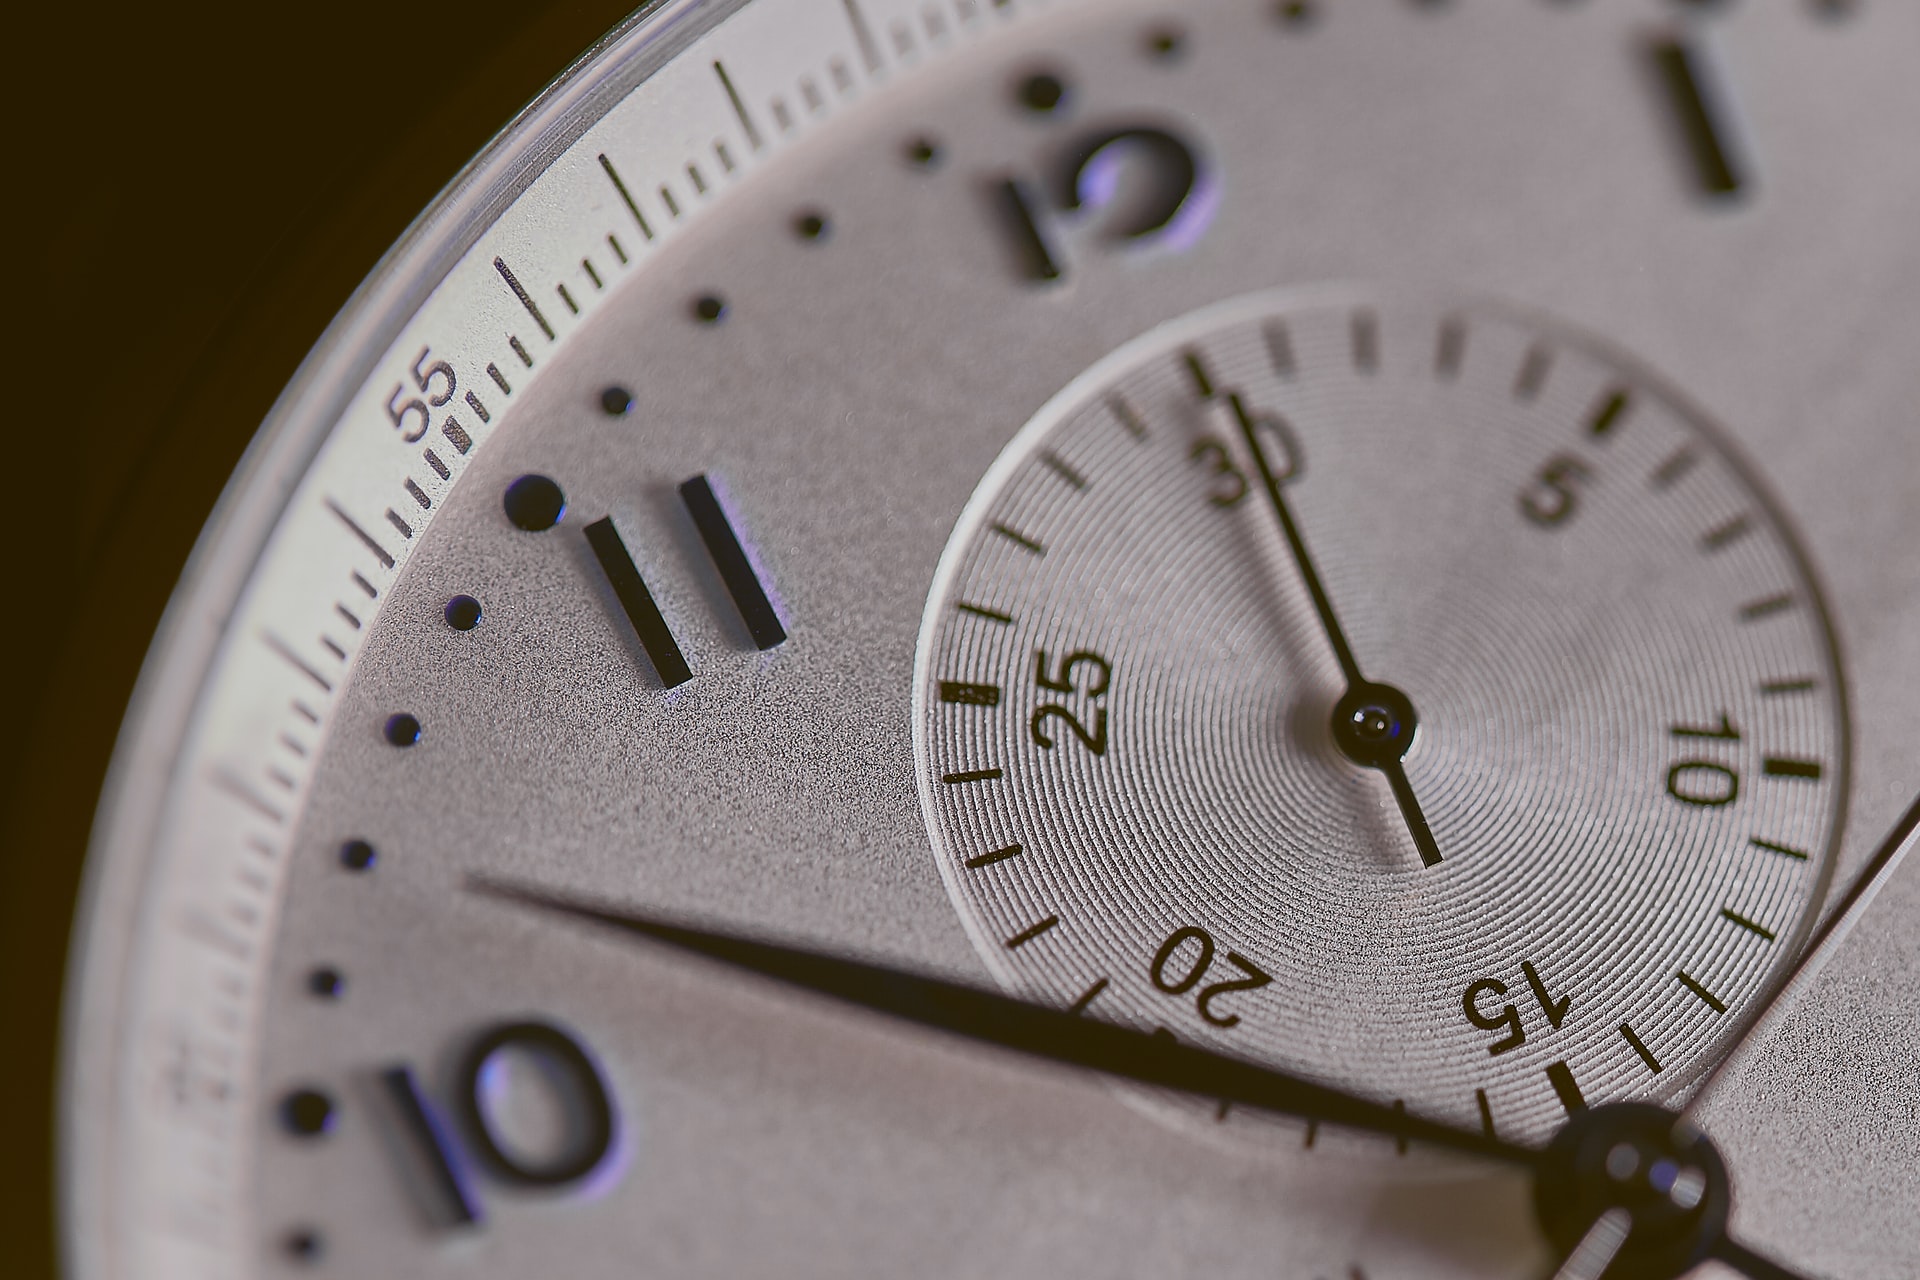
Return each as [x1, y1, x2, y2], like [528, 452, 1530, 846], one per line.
[692, 294, 727, 324]
[502, 474, 566, 531]
[383, 713, 422, 747]
[599, 385, 633, 416]
[1018, 71, 1068, 114]
[444, 595, 483, 631]
[281, 1088, 335, 1137]
[339, 840, 377, 871]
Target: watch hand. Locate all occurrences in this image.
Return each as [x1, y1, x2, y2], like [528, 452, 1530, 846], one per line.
[468, 874, 1533, 1168]
[1231, 392, 1443, 868]
[1684, 784, 1920, 1117]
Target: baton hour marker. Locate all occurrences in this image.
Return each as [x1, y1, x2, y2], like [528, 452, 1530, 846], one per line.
[584, 517, 693, 688]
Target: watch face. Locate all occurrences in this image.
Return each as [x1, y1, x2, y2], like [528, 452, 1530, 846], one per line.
[50, 1, 1920, 1278]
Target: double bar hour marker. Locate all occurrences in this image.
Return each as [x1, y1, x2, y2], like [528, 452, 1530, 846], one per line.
[584, 471, 787, 689]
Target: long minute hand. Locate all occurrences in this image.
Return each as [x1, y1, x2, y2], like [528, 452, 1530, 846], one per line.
[470, 875, 1535, 1168]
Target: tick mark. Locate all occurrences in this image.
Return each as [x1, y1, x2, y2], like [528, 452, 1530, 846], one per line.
[941, 767, 1003, 784]
[487, 363, 512, 395]
[1701, 514, 1752, 552]
[1546, 1061, 1586, 1115]
[1039, 450, 1088, 490]
[464, 390, 490, 424]
[493, 258, 554, 342]
[1620, 1023, 1664, 1073]
[939, 681, 1001, 707]
[1759, 677, 1817, 696]
[1652, 37, 1746, 197]
[1475, 1088, 1495, 1139]
[1435, 316, 1466, 380]
[1650, 446, 1699, 490]
[990, 522, 1045, 556]
[956, 602, 1014, 625]
[1264, 320, 1296, 378]
[1720, 907, 1776, 941]
[1676, 970, 1728, 1014]
[1739, 592, 1794, 622]
[325, 498, 396, 569]
[441, 419, 474, 456]
[1067, 977, 1109, 1014]
[714, 60, 763, 151]
[965, 844, 1021, 870]
[1750, 836, 1810, 861]
[1514, 344, 1553, 400]
[1005, 916, 1059, 949]
[1108, 394, 1149, 439]
[584, 517, 693, 688]
[1587, 389, 1630, 437]
[599, 154, 654, 240]
[1762, 756, 1823, 781]
[1351, 310, 1379, 374]
[262, 633, 334, 693]
[680, 474, 786, 650]
[1183, 350, 1215, 399]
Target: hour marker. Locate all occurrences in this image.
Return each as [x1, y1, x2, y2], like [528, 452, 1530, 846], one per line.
[1620, 1023, 1664, 1074]
[583, 517, 693, 688]
[1435, 316, 1466, 380]
[679, 474, 787, 650]
[1183, 350, 1215, 399]
[1005, 915, 1059, 949]
[1351, 309, 1379, 373]
[1676, 970, 1728, 1014]
[1264, 320, 1296, 378]
[1763, 756, 1823, 781]
[1720, 907, 1776, 942]
[1545, 1061, 1586, 1115]
[964, 843, 1021, 869]
[1587, 388, 1630, 437]
[1700, 514, 1752, 552]
[1750, 836, 1809, 861]
[1513, 344, 1553, 400]
[1038, 450, 1088, 491]
[1474, 1088, 1495, 1139]
[939, 681, 1001, 707]
[990, 522, 1045, 555]
[1067, 977, 1109, 1014]
[1739, 592, 1794, 622]
[1650, 447, 1698, 490]
[1759, 677, 1817, 696]
[1108, 394, 1149, 439]
[379, 1065, 481, 1226]
[941, 767, 1003, 784]
[1652, 38, 1746, 197]
[956, 602, 1014, 625]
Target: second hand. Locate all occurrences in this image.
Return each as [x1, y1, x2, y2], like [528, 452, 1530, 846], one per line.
[1230, 392, 1444, 868]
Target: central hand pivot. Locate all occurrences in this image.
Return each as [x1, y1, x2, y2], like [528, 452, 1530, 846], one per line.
[1332, 680, 1420, 768]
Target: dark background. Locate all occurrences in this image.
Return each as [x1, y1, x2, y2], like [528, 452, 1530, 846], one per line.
[5, 2, 638, 1273]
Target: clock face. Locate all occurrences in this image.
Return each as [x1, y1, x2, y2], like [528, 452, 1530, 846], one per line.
[57, 1, 1920, 1279]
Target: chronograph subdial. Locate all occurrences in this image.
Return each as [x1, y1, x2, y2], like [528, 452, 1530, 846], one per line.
[912, 288, 1848, 1145]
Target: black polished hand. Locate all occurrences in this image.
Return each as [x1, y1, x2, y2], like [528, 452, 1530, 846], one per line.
[471, 875, 1528, 1166]
[1230, 393, 1442, 868]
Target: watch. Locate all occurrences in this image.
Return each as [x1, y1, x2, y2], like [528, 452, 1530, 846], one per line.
[35, 1, 1920, 1277]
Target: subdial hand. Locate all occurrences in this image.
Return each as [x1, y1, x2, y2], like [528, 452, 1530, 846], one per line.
[470, 875, 1525, 1165]
[1229, 392, 1443, 867]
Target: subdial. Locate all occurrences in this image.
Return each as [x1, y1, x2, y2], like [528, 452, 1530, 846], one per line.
[914, 288, 1847, 1143]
